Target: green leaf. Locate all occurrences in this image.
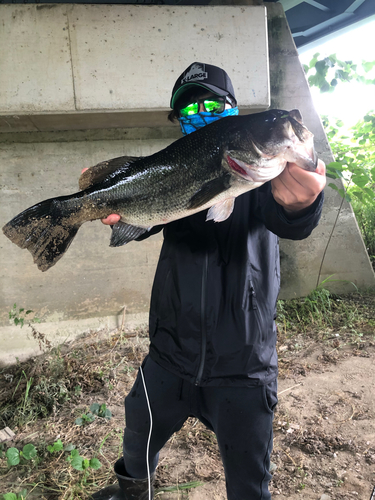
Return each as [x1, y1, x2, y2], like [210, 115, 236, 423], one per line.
[48, 439, 63, 453]
[64, 443, 76, 452]
[90, 403, 100, 415]
[75, 417, 83, 426]
[315, 59, 329, 76]
[326, 172, 338, 180]
[55, 440, 64, 452]
[328, 183, 339, 191]
[327, 54, 337, 65]
[327, 161, 345, 171]
[363, 187, 375, 198]
[66, 448, 80, 461]
[362, 61, 375, 72]
[82, 458, 90, 470]
[104, 409, 112, 420]
[89, 457, 102, 470]
[6, 448, 20, 466]
[320, 81, 331, 93]
[22, 444, 37, 460]
[352, 191, 363, 201]
[3, 493, 18, 500]
[71, 455, 84, 471]
[352, 177, 370, 189]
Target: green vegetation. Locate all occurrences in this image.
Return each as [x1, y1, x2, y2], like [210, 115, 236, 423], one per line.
[277, 287, 374, 338]
[157, 481, 205, 493]
[5, 444, 37, 467]
[66, 448, 102, 473]
[2, 490, 28, 500]
[8, 305, 39, 329]
[303, 53, 375, 94]
[8, 304, 51, 352]
[0, 297, 373, 499]
[75, 403, 113, 426]
[47, 439, 64, 454]
[1, 440, 102, 500]
[305, 53, 375, 269]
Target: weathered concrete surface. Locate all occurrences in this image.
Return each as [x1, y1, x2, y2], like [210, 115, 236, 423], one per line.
[267, 3, 374, 297]
[0, 3, 374, 365]
[0, 4, 269, 132]
[0, 129, 174, 365]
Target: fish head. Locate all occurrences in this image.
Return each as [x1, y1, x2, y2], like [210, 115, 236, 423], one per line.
[223, 109, 317, 184]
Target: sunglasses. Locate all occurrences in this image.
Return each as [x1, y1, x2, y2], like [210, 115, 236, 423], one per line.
[178, 97, 229, 117]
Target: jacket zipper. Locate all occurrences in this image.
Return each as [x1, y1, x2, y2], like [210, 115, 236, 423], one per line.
[196, 251, 208, 386]
[250, 282, 257, 310]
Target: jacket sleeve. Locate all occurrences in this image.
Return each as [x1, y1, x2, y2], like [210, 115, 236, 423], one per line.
[255, 181, 324, 241]
[135, 224, 165, 241]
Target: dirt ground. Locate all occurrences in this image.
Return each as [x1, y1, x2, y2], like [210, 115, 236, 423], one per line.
[0, 292, 374, 500]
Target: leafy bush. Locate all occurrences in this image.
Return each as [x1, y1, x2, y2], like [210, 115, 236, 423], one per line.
[351, 198, 375, 269]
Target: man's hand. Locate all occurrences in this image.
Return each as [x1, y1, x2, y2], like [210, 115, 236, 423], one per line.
[81, 168, 121, 225]
[271, 159, 326, 214]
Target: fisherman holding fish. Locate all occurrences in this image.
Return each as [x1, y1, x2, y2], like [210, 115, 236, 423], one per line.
[91, 63, 326, 499]
[3, 62, 326, 500]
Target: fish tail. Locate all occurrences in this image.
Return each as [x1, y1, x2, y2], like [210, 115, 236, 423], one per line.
[2, 198, 81, 272]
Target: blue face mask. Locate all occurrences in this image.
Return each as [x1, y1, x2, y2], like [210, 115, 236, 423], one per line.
[178, 107, 239, 136]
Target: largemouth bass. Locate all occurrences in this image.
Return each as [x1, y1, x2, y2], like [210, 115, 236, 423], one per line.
[3, 109, 317, 272]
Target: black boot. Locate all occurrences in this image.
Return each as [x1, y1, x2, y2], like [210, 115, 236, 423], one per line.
[90, 458, 154, 500]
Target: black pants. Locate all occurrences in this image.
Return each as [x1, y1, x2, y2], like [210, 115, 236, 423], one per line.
[123, 356, 277, 500]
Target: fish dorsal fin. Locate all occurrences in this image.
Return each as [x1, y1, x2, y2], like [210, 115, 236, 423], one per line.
[109, 221, 150, 247]
[79, 156, 141, 190]
[187, 174, 232, 210]
[206, 198, 235, 222]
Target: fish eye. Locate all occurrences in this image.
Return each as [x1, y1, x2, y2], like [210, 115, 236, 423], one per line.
[263, 113, 278, 123]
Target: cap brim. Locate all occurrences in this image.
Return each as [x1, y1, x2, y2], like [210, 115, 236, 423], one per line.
[170, 83, 229, 109]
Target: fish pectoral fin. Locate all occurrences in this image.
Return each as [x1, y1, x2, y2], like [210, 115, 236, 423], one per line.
[206, 198, 235, 223]
[79, 156, 142, 190]
[187, 174, 232, 210]
[110, 221, 150, 247]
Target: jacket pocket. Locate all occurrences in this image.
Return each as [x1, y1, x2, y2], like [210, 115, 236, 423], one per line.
[262, 379, 278, 414]
[242, 278, 258, 311]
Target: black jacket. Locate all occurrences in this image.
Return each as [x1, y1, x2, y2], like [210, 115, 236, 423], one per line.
[146, 182, 323, 387]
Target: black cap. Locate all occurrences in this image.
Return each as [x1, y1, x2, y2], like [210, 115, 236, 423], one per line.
[170, 62, 237, 109]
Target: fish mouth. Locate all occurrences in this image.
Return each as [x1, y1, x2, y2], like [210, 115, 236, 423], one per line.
[283, 112, 317, 171]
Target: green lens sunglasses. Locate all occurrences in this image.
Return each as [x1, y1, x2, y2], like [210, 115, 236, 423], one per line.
[179, 97, 228, 117]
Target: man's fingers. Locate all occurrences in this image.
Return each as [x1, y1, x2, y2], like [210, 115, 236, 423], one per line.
[271, 159, 326, 212]
[101, 214, 121, 225]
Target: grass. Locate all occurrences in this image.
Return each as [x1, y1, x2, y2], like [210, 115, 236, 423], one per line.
[277, 287, 375, 335]
[0, 290, 374, 499]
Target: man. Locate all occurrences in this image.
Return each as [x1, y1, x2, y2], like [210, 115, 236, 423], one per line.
[91, 62, 326, 500]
